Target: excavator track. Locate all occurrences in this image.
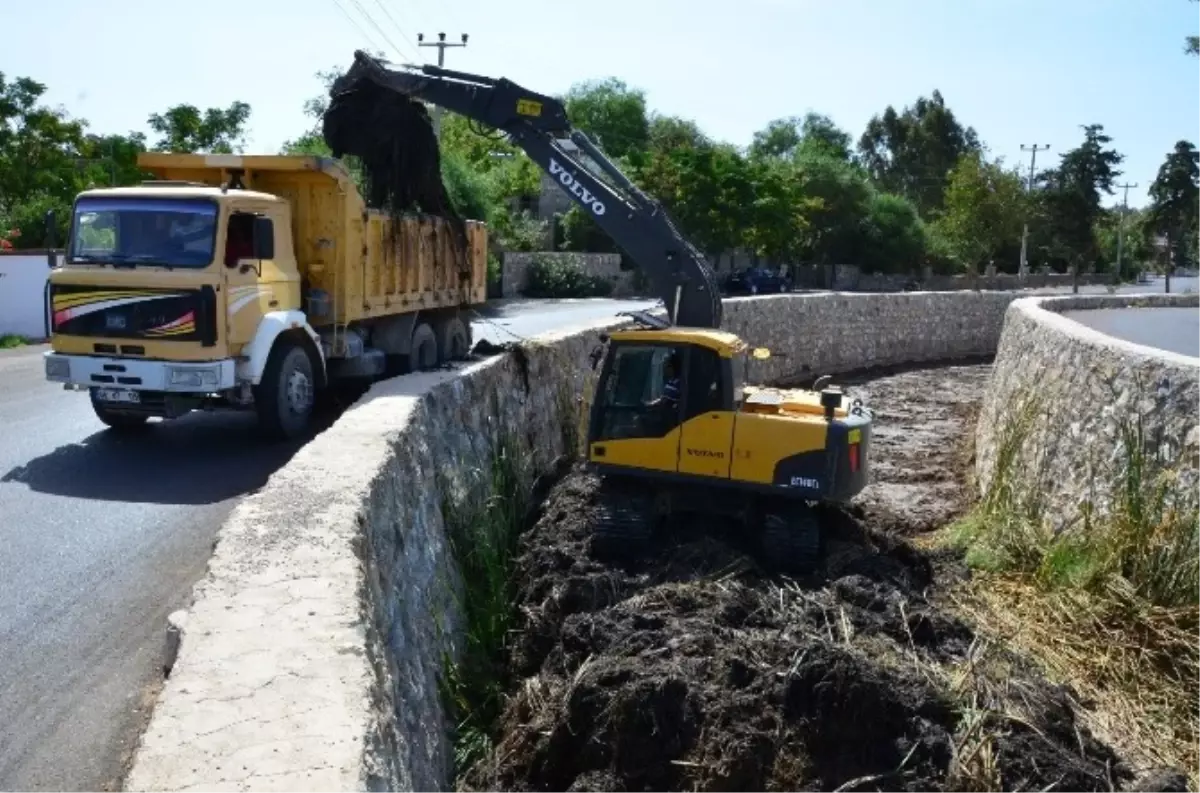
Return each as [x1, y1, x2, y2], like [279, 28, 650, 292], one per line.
[589, 480, 658, 562]
[761, 503, 823, 576]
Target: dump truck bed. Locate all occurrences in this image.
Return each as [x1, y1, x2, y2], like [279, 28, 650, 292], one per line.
[137, 153, 487, 327]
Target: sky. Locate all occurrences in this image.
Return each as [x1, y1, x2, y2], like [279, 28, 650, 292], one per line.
[5, 0, 1198, 208]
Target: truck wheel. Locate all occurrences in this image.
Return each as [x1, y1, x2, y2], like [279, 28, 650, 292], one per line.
[761, 504, 823, 576]
[408, 322, 438, 372]
[255, 341, 316, 441]
[436, 315, 471, 362]
[90, 395, 150, 432]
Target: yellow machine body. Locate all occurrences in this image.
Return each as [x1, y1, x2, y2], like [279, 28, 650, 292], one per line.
[586, 327, 870, 502]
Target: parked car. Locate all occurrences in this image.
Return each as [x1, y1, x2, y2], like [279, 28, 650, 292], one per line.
[724, 266, 792, 295]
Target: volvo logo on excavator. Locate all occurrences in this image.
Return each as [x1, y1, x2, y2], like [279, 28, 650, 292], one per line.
[549, 158, 606, 217]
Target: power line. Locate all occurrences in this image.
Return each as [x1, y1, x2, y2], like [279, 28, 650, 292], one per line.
[371, 0, 421, 57]
[328, 0, 386, 53]
[418, 32, 469, 137]
[347, 0, 414, 60]
[1018, 143, 1051, 278]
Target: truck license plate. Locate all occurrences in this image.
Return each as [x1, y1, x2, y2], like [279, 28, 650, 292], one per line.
[95, 387, 140, 404]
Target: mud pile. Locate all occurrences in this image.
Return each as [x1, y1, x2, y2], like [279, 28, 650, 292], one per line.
[462, 364, 1141, 792]
[322, 73, 468, 254]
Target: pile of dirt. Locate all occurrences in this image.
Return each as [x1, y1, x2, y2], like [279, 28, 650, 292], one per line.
[322, 71, 469, 257]
[461, 364, 1144, 792]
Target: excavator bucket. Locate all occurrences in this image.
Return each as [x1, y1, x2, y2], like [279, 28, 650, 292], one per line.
[322, 51, 467, 251]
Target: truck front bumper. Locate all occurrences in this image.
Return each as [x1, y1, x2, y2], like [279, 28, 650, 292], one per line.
[44, 352, 237, 393]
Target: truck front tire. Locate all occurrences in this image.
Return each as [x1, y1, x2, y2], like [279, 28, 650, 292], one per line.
[255, 341, 316, 441]
[90, 394, 150, 432]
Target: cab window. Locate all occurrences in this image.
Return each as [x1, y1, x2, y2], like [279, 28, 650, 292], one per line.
[594, 344, 684, 441]
[683, 346, 724, 420]
[225, 212, 256, 267]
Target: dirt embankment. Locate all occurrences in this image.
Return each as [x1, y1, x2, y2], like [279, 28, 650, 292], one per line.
[463, 363, 1153, 792]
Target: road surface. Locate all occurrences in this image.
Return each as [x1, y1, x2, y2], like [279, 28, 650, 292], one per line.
[0, 297, 653, 792]
[1063, 306, 1199, 358]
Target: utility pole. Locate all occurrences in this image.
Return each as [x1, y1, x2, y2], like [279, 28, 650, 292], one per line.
[1114, 181, 1138, 282]
[418, 32, 468, 138]
[1018, 143, 1051, 280]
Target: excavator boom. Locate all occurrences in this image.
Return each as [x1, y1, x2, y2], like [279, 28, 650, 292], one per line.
[330, 50, 723, 329]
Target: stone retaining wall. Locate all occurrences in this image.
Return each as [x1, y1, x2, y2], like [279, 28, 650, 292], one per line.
[975, 293, 1200, 531]
[125, 290, 1038, 791]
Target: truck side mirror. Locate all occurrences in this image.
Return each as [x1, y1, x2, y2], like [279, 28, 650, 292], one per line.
[252, 216, 275, 260]
[44, 209, 58, 268]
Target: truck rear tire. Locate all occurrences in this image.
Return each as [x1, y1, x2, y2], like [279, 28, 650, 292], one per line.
[255, 341, 316, 441]
[408, 322, 438, 372]
[436, 315, 471, 362]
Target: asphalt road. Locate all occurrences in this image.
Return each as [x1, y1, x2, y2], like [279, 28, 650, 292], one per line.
[1063, 306, 1199, 358]
[0, 297, 653, 792]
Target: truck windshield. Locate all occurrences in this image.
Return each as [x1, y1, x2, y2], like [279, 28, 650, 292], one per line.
[69, 197, 218, 268]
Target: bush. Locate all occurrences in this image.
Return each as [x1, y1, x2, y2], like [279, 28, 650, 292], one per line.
[524, 254, 613, 299]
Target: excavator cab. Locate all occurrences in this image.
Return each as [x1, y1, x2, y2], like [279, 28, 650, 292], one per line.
[587, 327, 747, 478]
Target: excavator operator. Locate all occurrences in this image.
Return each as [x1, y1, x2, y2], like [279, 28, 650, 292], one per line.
[648, 352, 681, 410]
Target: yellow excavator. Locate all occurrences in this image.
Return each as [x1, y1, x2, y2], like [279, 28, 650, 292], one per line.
[332, 52, 873, 572]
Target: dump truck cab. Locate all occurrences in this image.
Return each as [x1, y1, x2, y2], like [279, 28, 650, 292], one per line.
[44, 178, 319, 431]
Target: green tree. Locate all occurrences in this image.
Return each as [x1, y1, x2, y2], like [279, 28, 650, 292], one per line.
[0, 72, 90, 248]
[77, 132, 150, 188]
[748, 117, 803, 160]
[281, 67, 342, 156]
[1095, 205, 1152, 279]
[1147, 140, 1199, 270]
[563, 78, 650, 161]
[748, 113, 852, 162]
[860, 192, 927, 274]
[793, 151, 873, 266]
[1186, 0, 1198, 54]
[858, 90, 980, 216]
[742, 157, 816, 264]
[147, 101, 252, 153]
[647, 114, 708, 152]
[1033, 124, 1124, 273]
[930, 151, 1028, 274]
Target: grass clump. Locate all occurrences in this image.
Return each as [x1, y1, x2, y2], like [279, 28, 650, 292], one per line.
[943, 390, 1199, 781]
[439, 432, 531, 777]
[0, 334, 27, 349]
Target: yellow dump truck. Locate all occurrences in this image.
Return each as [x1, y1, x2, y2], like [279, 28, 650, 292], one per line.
[42, 153, 488, 439]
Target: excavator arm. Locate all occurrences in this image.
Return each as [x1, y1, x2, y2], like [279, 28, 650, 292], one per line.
[330, 50, 723, 329]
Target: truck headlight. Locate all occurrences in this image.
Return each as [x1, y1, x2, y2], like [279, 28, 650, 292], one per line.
[45, 357, 70, 379]
[169, 367, 219, 388]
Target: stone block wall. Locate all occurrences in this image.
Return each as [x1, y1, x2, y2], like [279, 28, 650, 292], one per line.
[126, 289, 1038, 792]
[975, 293, 1200, 531]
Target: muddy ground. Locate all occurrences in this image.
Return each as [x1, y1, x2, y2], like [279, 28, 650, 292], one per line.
[462, 362, 1156, 792]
